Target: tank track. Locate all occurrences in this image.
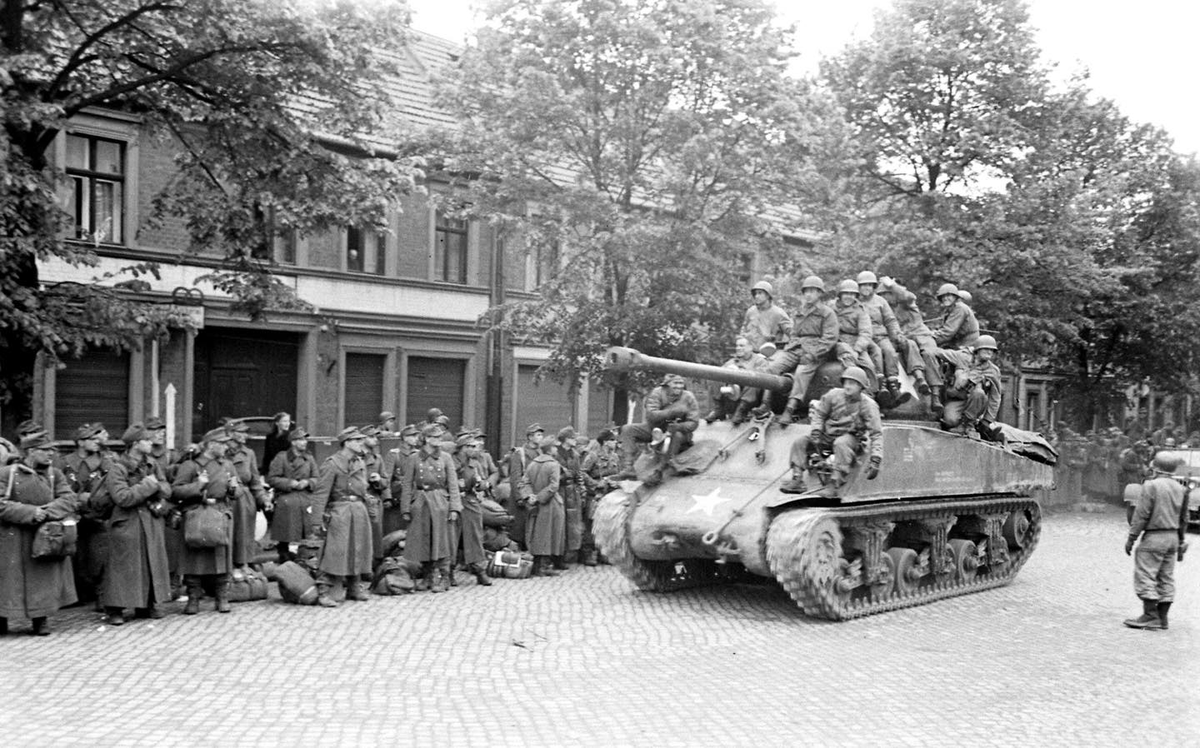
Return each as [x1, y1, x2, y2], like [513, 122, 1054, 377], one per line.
[766, 495, 1041, 621]
[594, 489, 720, 592]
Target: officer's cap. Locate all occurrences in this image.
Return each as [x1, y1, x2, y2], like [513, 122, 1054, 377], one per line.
[203, 428, 233, 444]
[420, 423, 446, 439]
[337, 427, 367, 444]
[225, 419, 250, 434]
[121, 423, 150, 444]
[455, 432, 480, 448]
[287, 427, 310, 442]
[145, 416, 167, 431]
[525, 423, 544, 436]
[74, 422, 105, 441]
[400, 424, 420, 437]
[360, 425, 381, 438]
[557, 426, 577, 442]
[20, 430, 54, 451]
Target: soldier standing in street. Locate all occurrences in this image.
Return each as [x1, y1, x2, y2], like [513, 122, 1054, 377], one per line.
[171, 428, 238, 615]
[522, 431, 565, 577]
[401, 424, 462, 593]
[384, 424, 420, 536]
[102, 423, 172, 625]
[752, 276, 839, 425]
[506, 423, 544, 548]
[740, 280, 792, 355]
[225, 419, 270, 576]
[0, 429, 83, 636]
[1123, 452, 1190, 630]
[310, 428, 376, 606]
[580, 429, 621, 566]
[612, 374, 700, 486]
[556, 426, 584, 569]
[61, 422, 114, 609]
[361, 425, 391, 569]
[780, 367, 883, 498]
[930, 283, 980, 350]
[266, 427, 319, 563]
[934, 335, 1002, 437]
[453, 432, 494, 586]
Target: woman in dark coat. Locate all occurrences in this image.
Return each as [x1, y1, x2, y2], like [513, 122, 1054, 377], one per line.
[521, 433, 564, 576]
[171, 428, 237, 615]
[266, 427, 319, 562]
[0, 430, 83, 636]
[262, 411, 293, 474]
[102, 423, 172, 625]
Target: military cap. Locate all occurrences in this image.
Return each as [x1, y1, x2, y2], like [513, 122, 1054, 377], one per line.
[145, 416, 167, 431]
[455, 432, 480, 448]
[435, 415, 451, 427]
[20, 430, 54, 450]
[378, 411, 396, 423]
[421, 423, 447, 439]
[121, 423, 150, 444]
[525, 422, 544, 436]
[17, 419, 43, 437]
[426, 407, 443, 421]
[225, 419, 249, 433]
[557, 426, 577, 442]
[663, 374, 686, 386]
[360, 424, 381, 437]
[203, 427, 233, 444]
[595, 428, 617, 445]
[75, 422, 105, 440]
[287, 427, 310, 442]
[400, 424, 420, 437]
[337, 426, 367, 444]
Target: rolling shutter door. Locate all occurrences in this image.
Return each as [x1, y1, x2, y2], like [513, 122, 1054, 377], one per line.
[516, 364, 574, 435]
[406, 356, 465, 430]
[345, 353, 386, 427]
[55, 349, 130, 439]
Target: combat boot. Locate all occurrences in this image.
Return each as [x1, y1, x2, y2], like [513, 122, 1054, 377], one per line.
[346, 579, 370, 601]
[643, 466, 665, 487]
[885, 377, 911, 407]
[552, 555, 569, 571]
[315, 581, 339, 608]
[731, 401, 752, 426]
[815, 472, 846, 499]
[929, 386, 944, 416]
[1157, 601, 1172, 630]
[183, 580, 202, 615]
[913, 369, 930, 395]
[215, 581, 232, 613]
[751, 391, 774, 419]
[776, 398, 802, 427]
[469, 563, 493, 586]
[414, 563, 432, 591]
[581, 549, 599, 567]
[532, 556, 560, 577]
[31, 617, 50, 636]
[779, 469, 808, 494]
[430, 569, 448, 593]
[1, 617, 7, 636]
[1123, 598, 1162, 629]
[105, 607, 126, 626]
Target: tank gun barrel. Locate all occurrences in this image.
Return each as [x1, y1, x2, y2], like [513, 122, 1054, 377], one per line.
[605, 347, 791, 392]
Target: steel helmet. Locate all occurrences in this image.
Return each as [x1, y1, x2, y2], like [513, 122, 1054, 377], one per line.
[750, 280, 774, 298]
[1152, 452, 1182, 473]
[936, 283, 961, 299]
[841, 366, 869, 389]
[856, 270, 878, 286]
[975, 334, 998, 351]
[959, 290, 973, 304]
[800, 275, 826, 293]
[837, 279, 859, 295]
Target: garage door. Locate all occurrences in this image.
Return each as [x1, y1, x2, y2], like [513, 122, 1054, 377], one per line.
[406, 356, 465, 430]
[345, 352, 386, 428]
[55, 349, 130, 439]
[516, 364, 574, 436]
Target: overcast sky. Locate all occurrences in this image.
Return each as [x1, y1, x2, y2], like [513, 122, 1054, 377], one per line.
[407, 0, 1200, 156]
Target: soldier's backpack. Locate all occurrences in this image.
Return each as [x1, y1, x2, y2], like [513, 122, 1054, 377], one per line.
[370, 557, 418, 595]
[486, 549, 533, 579]
[228, 567, 269, 602]
[274, 561, 318, 605]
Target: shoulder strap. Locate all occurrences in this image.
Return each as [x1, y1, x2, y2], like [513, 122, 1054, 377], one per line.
[3, 467, 14, 501]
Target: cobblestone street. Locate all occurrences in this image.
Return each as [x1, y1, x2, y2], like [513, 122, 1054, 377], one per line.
[1, 505, 1196, 747]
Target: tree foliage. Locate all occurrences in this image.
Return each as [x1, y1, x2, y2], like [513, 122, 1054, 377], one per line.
[1, 0, 421, 415]
[441, 0, 846, 412]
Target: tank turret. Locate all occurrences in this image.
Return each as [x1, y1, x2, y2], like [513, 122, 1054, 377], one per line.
[593, 347, 1056, 621]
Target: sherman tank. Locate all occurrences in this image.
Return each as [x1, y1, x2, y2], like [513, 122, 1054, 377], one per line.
[593, 347, 1058, 621]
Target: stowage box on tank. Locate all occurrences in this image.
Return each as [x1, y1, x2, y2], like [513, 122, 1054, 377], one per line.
[593, 347, 1056, 621]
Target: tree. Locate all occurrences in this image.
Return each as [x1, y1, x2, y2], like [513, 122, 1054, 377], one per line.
[0, 0, 421, 423]
[440, 0, 846, 419]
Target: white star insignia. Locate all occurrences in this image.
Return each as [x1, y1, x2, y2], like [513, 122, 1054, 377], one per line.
[687, 487, 730, 516]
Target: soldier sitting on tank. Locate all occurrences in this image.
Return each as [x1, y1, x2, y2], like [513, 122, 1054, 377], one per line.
[751, 275, 838, 426]
[930, 283, 980, 350]
[741, 280, 792, 358]
[705, 336, 769, 425]
[831, 279, 880, 393]
[779, 367, 882, 498]
[857, 271, 911, 408]
[934, 335, 1002, 438]
[878, 277, 940, 412]
[612, 374, 700, 487]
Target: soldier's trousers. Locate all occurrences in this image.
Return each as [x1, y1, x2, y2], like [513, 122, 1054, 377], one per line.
[760, 349, 821, 401]
[1134, 531, 1178, 601]
[789, 432, 861, 477]
[867, 338, 900, 378]
[835, 343, 877, 386]
[942, 386, 987, 428]
[898, 334, 941, 385]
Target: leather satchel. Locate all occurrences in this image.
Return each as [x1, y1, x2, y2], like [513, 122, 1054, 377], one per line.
[31, 519, 79, 559]
[183, 504, 231, 548]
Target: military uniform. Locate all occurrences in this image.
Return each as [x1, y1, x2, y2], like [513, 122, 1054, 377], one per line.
[580, 439, 621, 565]
[934, 348, 1001, 431]
[833, 298, 876, 380]
[266, 441, 319, 545]
[757, 300, 839, 415]
[361, 438, 391, 564]
[617, 382, 700, 485]
[710, 350, 768, 419]
[506, 431, 543, 547]
[171, 438, 238, 613]
[226, 434, 267, 568]
[788, 386, 883, 491]
[1124, 462, 1189, 630]
[60, 429, 115, 606]
[741, 303, 792, 351]
[454, 438, 495, 585]
[311, 435, 376, 604]
[401, 439, 462, 592]
[931, 298, 980, 350]
[859, 292, 904, 380]
[102, 432, 172, 621]
[882, 284, 941, 389]
[0, 437, 83, 635]
[522, 449, 565, 574]
[384, 429, 419, 536]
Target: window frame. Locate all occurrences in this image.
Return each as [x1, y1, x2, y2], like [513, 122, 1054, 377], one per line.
[433, 210, 469, 284]
[344, 225, 389, 276]
[59, 114, 140, 249]
[65, 133, 127, 246]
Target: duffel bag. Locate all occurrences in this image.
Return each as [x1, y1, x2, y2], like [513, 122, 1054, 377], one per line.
[487, 550, 533, 579]
[184, 504, 230, 548]
[380, 529, 407, 559]
[31, 518, 79, 559]
[481, 498, 514, 528]
[482, 527, 511, 553]
[228, 567, 269, 602]
[371, 557, 416, 595]
[275, 561, 319, 605]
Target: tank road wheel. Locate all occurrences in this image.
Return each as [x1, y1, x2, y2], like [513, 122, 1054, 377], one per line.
[869, 551, 895, 603]
[592, 489, 675, 592]
[767, 510, 852, 620]
[946, 539, 978, 584]
[1003, 509, 1034, 550]
[886, 548, 921, 597]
